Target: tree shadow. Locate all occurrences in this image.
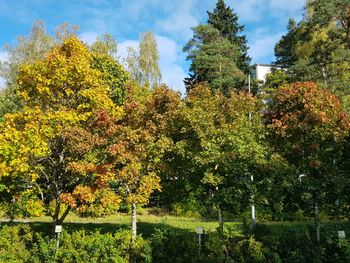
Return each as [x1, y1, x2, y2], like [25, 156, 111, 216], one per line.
[0, 220, 196, 238]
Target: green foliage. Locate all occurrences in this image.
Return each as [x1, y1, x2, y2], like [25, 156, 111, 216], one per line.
[183, 84, 267, 219]
[150, 226, 199, 263]
[207, 0, 251, 74]
[184, 24, 245, 95]
[234, 236, 266, 263]
[274, 1, 350, 109]
[254, 222, 350, 263]
[0, 225, 33, 263]
[0, 225, 151, 263]
[91, 53, 129, 105]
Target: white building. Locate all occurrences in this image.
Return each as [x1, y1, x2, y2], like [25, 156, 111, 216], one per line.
[253, 64, 282, 83]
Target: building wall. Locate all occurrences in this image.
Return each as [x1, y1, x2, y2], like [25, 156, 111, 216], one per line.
[254, 64, 282, 83]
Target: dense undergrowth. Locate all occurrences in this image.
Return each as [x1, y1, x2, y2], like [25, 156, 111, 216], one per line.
[0, 219, 349, 263]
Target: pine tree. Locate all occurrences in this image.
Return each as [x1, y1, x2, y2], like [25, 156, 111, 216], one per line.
[183, 24, 245, 95]
[207, 0, 251, 74]
[184, 0, 250, 94]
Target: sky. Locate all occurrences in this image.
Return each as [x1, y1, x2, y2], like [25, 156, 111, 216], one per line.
[0, 0, 305, 94]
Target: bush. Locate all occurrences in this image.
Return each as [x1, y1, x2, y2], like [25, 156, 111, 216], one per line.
[0, 225, 33, 263]
[254, 223, 350, 263]
[151, 226, 200, 263]
[0, 224, 151, 263]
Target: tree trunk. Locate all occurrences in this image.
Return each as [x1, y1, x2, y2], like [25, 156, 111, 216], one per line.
[218, 205, 224, 233]
[131, 203, 137, 241]
[52, 198, 61, 235]
[52, 198, 71, 236]
[314, 200, 320, 243]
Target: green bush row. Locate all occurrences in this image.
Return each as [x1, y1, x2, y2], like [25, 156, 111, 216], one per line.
[0, 225, 151, 263]
[0, 223, 349, 262]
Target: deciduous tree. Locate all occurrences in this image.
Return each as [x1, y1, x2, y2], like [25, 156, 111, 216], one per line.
[0, 37, 126, 229]
[267, 82, 350, 242]
[126, 32, 161, 88]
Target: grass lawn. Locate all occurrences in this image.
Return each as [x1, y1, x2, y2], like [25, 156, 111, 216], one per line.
[0, 213, 243, 237]
[2, 212, 347, 239]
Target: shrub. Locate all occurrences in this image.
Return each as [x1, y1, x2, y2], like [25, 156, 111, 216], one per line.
[0, 225, 33, 263]
[31, 229, 152, 263]
[234, 236, 266, 263]
[151, 226, 200, 263]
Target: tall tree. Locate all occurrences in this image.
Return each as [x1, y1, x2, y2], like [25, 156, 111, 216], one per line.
[0, 37, 127, 230]
[126, 32, 161, 88]
[274, 0, 350, 109]
[0, 20, 54, 119]
[139, 32, 161, 87]
[183, 24, 245, 95]
[175, 84, 267, 229]
[90, 33, 118, 57]
[207, 0, 251, 75]
[267, 82, 350, 242]
[92, 85, 173, 239]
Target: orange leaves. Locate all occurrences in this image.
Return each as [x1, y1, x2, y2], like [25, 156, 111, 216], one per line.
[60, 193, 77, 208]
[269, 82, 349, 137]
[268, 81, 350, 172]
[67, 162, 96, 174]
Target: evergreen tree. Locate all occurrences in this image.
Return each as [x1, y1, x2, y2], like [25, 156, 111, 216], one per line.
[184, 0, 250, 94]
[183, 24, 245, 95]
[207, 0, 251, 74]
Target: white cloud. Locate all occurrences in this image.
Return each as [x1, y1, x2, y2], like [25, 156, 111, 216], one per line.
[79, 31, 98, 46]
[155, 35, 186, 94]
[118, 40, 139, 61]
[161, 64, 186, 95]
[0, 78, 5, 88]
[248, 31, 284, 63]
[0, 51, 8, 62]
[155, 35, 178, 64]
[269, 0, 305, 13]
[157, 12, 198, 39]
[228, 0, 267, 22]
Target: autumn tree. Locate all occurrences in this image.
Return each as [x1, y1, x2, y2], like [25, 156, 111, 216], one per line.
[274, 0, 350, 109]
[183, 24, 245, 95]
[267, 82, 350, 242]
[172, 84, 267, 229]
[0, 20, 82, 120]
[126, 32, 161, 88]
[90, 33, 118, 57]
[0, 37, 127, 229]
[0, 20, 53, 119]
[91, 85, 174, 239]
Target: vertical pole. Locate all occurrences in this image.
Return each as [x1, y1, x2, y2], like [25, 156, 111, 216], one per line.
[131, 203, 137, 241]
[198, 234, 201, 256]
[248, 74, 255, 230]
[56, 232, 60, 249]
[248, 74, 251, 94]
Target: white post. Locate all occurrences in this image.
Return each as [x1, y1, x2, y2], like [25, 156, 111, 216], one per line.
[131, 203, 137, 241]
[248, 75, 255, 229]
[195, 226, 204, 256]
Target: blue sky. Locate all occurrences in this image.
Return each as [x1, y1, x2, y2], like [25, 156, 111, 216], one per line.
[0, 0, 305, 94]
